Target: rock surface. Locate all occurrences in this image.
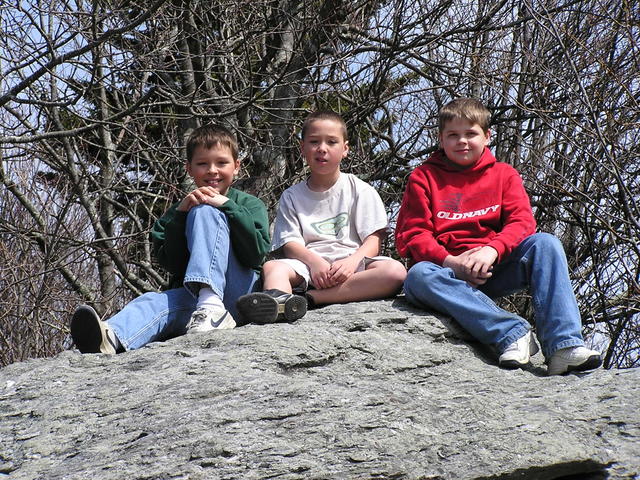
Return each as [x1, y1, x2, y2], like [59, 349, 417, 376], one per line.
[1, 298, 638, 480]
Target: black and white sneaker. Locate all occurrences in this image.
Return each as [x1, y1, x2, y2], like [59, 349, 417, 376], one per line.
[70, 305, 118, 354]
[236, 289, 307, 324]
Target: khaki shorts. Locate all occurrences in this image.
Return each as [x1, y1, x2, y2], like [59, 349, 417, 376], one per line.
[272, 256, 393, 292]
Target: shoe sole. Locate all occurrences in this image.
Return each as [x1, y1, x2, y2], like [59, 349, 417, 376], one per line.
[281, 294, 307, 322]
[236, 293, 308, 324]
[70, 305, 116, 354]
[236, 293, 279, 324]
[548, 354, 603, 375]
[498, 359, 529, 369]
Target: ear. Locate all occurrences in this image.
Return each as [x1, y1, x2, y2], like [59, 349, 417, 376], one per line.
[185, 161, 193, 177]
[484, 129, 491, 146]
[233, 159, 241, 176]
[343, 141, 349, 158]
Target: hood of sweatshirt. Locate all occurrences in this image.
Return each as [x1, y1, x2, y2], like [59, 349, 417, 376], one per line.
[426, 147, 496, 174]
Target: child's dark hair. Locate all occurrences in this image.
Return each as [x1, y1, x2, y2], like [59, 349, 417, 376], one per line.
[301, 111, 348, 141]
[186, 124, 239, 162]
[438, 98, 491, 133]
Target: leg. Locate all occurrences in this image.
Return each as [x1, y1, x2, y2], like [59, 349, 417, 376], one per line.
[482, 233, 601, 374]
[308, 259, 406, 305]
[110, 205, 256, 349]
[403, 261, 530, 354]
[481, 233, 584, 357]
[183, 204, 231, 298]
[106, 287, 197, 351]
[183, 205, 258, 331]
[262, 260, 305, 293]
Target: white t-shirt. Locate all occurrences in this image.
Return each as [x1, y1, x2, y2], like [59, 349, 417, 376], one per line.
[271, 173, 389, 262]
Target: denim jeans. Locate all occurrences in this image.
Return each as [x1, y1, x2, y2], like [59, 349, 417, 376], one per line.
[107, 205, 258, 350]
[403, 233, 585, 357]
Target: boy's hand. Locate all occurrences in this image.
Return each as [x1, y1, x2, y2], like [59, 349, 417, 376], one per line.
[462, 246, 498, 282]
[443, 246, 497, 287]
[327, 255, 360, 285]
[308, 257, 334, 289]
[177, 187, 229, 211]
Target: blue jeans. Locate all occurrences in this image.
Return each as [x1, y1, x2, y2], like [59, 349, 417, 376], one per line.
[107, 205, 258, 350]
[403, 233, 585, 357]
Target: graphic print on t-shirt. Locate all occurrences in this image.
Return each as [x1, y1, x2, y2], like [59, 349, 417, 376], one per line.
[311, 212, 349, 236]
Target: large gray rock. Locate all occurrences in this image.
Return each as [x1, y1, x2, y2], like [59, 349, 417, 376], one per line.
[1, 298, 638, 479]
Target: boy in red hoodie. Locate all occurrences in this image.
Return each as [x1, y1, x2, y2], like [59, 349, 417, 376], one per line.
[395, 98, 602, 375]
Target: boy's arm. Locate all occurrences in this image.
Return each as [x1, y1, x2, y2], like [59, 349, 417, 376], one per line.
[282, 241, 334, 289]
[218, 192, 270, 270]
[328, 230, 383, 284]
[151, 203, 190, 276]
[485, 168, 536, 262]
[395, 169, 450, 265]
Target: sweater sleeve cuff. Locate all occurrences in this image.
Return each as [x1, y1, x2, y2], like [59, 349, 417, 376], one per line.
[486, 240, 506, 263]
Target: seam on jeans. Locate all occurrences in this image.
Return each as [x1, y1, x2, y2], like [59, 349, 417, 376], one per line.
[184, 275, 224, 298]
[498, 325, 530, 353]
[207, 216, 223, 274]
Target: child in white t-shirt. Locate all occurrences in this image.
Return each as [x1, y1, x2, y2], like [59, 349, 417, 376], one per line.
[236, 111, 407, 323]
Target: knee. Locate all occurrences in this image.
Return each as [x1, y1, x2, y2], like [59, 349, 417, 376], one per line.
[388, 259, 408, 282]
[262, 260, 290, 279]
[405, 261, 441, 294]
[187, 204, 226, 223]
[529, 232, 564, 256]
[381, 259, 408, 290]
[262, 260, 279, 275]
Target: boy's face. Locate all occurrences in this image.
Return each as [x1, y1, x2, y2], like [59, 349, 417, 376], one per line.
[186, 144, 240, 195]
[439, 117, 490, 168]
[300, 119, 349, 176]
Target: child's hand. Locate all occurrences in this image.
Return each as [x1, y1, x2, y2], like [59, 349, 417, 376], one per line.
[308, 257, 334, 289]
[462, 246, 498, 284]
[327, 256, 360, 285]
[443, 247, 495, 287]
[177, 187, 228, 211]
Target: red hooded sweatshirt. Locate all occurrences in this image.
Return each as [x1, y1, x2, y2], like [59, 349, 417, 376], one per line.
[395, 148, 536, 266]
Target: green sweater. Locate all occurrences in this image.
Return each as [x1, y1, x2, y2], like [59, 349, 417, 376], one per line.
[151, 188, 270, 288]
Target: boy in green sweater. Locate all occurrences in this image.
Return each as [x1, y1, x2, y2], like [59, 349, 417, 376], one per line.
[70, 124, 270, 353]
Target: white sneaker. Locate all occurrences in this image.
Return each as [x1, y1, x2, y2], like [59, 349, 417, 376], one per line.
[547, 346, 602, 376]
[498, 330, 539, 369]
[187, 306, 236, 333]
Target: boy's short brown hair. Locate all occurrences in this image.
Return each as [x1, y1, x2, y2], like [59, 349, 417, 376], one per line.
[301, 111, 348, 141]
[186, 124, 239, 162]
[438, 98, 491, 133]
